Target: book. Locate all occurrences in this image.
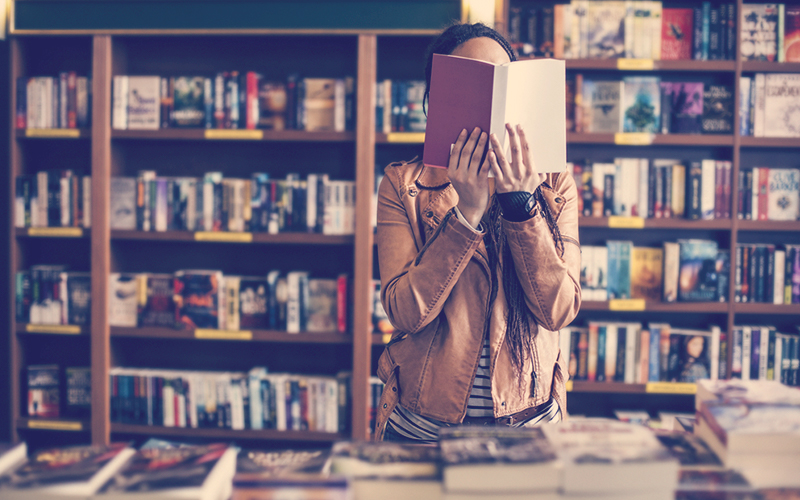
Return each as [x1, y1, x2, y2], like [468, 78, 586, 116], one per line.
[100, 442, 237, 500]
[741, 4, 779, 61]
[661, 9, 694, 60]
[701, 84, 734, 134]
[329, 441, 439, 479]
[767, 168, 800, 220]
[666, 329, 713, 382]
[65, 366, 91, 418]
[587, 1, 626, 59]
[695, 379, 800, 410]
[630, 247, 663, 301]
[438, 426, 560, 494]
[423, 53, 566, 174]
[607, 240, 633, 299]
[622, 76, 661, 133]
[126, 76, 161, 130]
[585, 80, 623, 133]
[677, 239, 719, 302]
[232, 449, 347, 500]
[0, 443, 27, 478]
[306, 278, 338, 333]
[136, 273, 175, 328]
[0, 443, 135, 500]
[171, 77, 205, 127]
[542, 419, 679, 495]
[174, 270, 223, 329]
[654, 430, 723, 470]
[238, 277, 268, 329]
[109, 273, 138, 327]
[676, 469, 755, 497]
[66, 272, 91, 325]
[27, 364, 59, 418]
[764, 73, 800, 137]
[662, 82, 703, 134]
[110, 177, 136, 230]
[786, 6, 800, 62]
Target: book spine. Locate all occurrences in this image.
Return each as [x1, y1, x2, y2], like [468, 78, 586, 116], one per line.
[702, 2, 711, 60]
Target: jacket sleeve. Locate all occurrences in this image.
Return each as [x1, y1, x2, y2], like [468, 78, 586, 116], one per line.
[502, 172, 582, 332]
[376, 169, 485, 334]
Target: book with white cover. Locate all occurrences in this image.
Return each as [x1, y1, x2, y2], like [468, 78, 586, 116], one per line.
[763, 73, 800, 137]
[767, 168, 800, 220]
[542, 418, 679, 495]
[126, 76, 161, 130]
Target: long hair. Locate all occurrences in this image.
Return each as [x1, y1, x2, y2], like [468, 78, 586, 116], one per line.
[423, 23, 565, 381]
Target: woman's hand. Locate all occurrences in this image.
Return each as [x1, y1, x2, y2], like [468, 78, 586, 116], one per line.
[488, 123, 546, 194]
[448, 127, 491, 229]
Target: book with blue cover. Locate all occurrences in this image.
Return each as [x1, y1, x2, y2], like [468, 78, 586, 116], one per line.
[678, 239, 719, 302]
[623, 77, 661, 133]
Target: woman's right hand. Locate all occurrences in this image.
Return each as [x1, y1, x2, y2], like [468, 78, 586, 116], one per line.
[448, 127, 491, 229]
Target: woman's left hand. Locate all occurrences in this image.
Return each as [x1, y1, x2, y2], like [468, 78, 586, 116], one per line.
[488, 123, 547, 194]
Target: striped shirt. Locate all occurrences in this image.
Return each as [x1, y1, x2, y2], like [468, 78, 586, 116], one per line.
[386, 333, 561, 443]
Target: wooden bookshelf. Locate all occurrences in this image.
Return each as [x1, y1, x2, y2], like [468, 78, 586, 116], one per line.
[8, 0, 800, 445]
[567, 382, 697, 395]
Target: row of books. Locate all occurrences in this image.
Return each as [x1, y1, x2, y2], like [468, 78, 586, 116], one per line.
[729, 325, 800, 385]
[571, 75, 733, 134]
[735, 244, 800, 304]
[561, 322, 724, 384]
[737, 167, 800, 221]
[14, 266, 90, 326]
[512, 2, 739, 62]
[374, 79, 426, 134]
[740, 73, 800, 138]
[108, 270, 348, 334]
[26, 364, 90, 419]
[15, 74, 92, 129]
[569, 159, 733, 220]
[580, 239, 727, 303]
[112, 74, 354, 131]
[13, 171, 91, 229]
[109, 367, 350, 434]
[109, 172, 355, 235]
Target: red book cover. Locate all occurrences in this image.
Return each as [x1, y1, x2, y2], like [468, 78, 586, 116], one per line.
[336, 274, 348, 334]
[714, 161, 724, 219]
[785, 6, 800, 62]
[574, 73, 584, 133]
[423, 53, 566, 172]
[661, 9, 694, 60]
[67, 71, 77, 128]
[246, 71, 259, 130]
[758, 168, 769, 220]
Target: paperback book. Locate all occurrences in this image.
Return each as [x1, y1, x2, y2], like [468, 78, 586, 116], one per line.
[622, 76, 661, 133]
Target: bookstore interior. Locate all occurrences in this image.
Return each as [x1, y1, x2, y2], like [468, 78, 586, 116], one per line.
[3, 0, 800, 498]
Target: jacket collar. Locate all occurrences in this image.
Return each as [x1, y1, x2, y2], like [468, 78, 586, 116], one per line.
[415, 164, 451, 190]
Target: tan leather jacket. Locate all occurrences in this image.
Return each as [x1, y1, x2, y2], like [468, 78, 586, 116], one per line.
[373, 160, 581, 440]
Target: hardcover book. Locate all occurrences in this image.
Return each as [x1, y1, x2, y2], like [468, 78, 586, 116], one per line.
[586, 80, 623, 133]
[631, 247, 663, 301]
[423, 53, 566, 173]
[257, 81, 287, 130]
[763, 73, 800, 137]
[586, 1, 626, 58]
[329, 441, 439, 479]
[666, 329, 712, 382]
[677, 239, 719, 302]
[232, 449, 346, 500]
[109, 273, 139, 327]
[766, 168, 800, 220]
[786, 6, 800, 62]
[654, 430, 723, 469]
[136, 273, 175, 328]
[65, 366, 90, 418]
[27, 364, 59, 418]
[174, 270, 223, 329]
[238, 277, 268, 329]
[662, 82, 703, 134]
[622, 76, 661, 133]
[701, 84, 734, 134]
[109, 177, 136, 230]
[438, 426, 560, 494]
[126, 76, 160, 130]
[66, 272, 91, 325]
[171, 76, 205, 127]
[306, 278, 338, 333]
[661, 8, 694, 60]
[740, 4, 779, 61]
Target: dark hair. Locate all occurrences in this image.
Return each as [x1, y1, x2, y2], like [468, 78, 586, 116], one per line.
[423, 22, 517, 114]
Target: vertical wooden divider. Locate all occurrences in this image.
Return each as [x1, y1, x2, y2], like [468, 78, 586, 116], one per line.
[91, 35, 112, 445]
[353, 34, 377, 441]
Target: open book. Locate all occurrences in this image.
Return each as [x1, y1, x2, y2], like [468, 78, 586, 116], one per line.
[423, 54, 566, 174]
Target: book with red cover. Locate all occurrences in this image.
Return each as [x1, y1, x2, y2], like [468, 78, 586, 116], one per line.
[661, 9, 694, 60]
[423, 53, 566, 173]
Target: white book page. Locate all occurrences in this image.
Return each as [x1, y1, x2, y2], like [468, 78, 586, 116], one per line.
[500, 59, 566, 174]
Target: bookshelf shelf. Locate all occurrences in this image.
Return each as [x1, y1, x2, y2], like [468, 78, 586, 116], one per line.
[736, 220, 800, 232]
[110, 129, 356, 142]
[15, 227, 89, 238]
[739, 137, 800, 148]
[567, 132, 734, 146]
[578, 217, 732, 230]
[579, 301, 729, 313]
[16, 323, 88, 335]
[110, 230, 354, 245]
[567, 382, 697, 395]
[733, 304, 800, 315]
[110, 423, 345, 442]
[15, 128, 91, 139]
[562, 59, 736, 72]
[741, 61, 800, 73]
[16, 418, 89, 432]
[110, 326, 352, 344]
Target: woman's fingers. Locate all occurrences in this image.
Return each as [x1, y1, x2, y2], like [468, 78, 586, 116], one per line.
[447, 128, 468, 171]
[516, 125, 537, 176]
[470, 131, 489, 172]
[506, 123, 523, 179]
[458, 127, 483, 172]
[486, 150, 502, 180]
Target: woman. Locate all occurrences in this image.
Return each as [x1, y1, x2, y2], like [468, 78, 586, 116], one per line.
[374, 22, 581, 443]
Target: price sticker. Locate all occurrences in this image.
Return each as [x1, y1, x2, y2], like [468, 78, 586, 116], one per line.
[27, 227, 84, 237]
[645, 382, 696, 394]
[204, 129, 263, 140]
[25, 128, 81, 138]
[617, 58, 655, 70]
[194, 232, 253, 243]
[614, 133, 654, 145]
[27, 420, 83, 431]
[25, 324, 82, 334]
[607, 216, 645, 229]
[565, 380, 573, 392]
[608, 299, 646, 311]
[194, 329, 253, 341]
[386, 132, 425, 143]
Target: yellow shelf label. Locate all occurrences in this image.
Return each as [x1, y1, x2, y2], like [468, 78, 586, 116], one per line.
[614, 133, 653, 145]
[26, 420, 83, 431]
[608, 299, 647, 311]
[645, 382, 696, 394]
[386, 132, 425, 143]
[25, 324, 82, 334]
[607, 216, 645, 229]
[27, 227, 84, 237]
[194, 231, 253, 243]
[204, 129, 263, 140]
[195, 329, 253, 341]
[617, 58, 655, 70]
[25, 128, 81, 138]
[566, 380, 573, 392]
